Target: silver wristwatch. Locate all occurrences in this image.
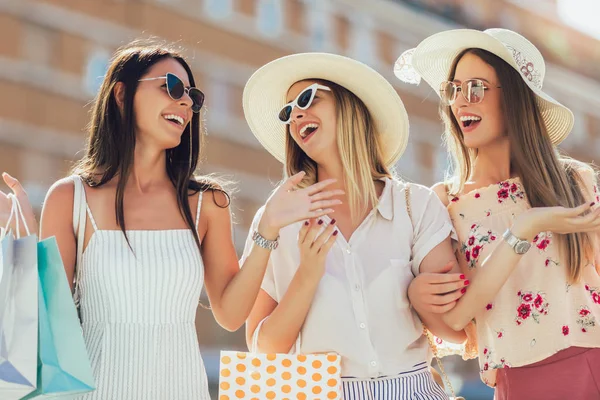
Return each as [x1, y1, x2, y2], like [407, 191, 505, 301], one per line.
[252, 230, 279, 251]
[503, 229, 531, 255]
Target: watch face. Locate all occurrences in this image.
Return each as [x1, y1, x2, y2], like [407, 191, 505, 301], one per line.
[515, 241, 531, 254]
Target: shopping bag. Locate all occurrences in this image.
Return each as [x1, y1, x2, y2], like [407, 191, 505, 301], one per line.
[219, 319, 342, 399]
[23, 237, 95, 399]
[0, 195, 39, 399]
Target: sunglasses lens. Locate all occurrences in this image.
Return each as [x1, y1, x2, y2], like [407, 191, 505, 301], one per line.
[297, 88, 314, 109]
[466, 80, 485, 103]
[278, 105, 293, 122]
[189, 88, 205, 113]
[440, 82, 456, 105]
[166, 73, 185, 100]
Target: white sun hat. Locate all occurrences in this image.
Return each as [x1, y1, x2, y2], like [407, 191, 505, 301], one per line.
[243, 52, 409, 167]
[394, 28, 574, 145]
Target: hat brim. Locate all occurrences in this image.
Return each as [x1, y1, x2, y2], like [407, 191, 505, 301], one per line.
[243, 53, 409, 166]
[410, 29, 573, 145]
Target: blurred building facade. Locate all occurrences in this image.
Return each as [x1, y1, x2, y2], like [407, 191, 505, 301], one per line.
[0, 0, 599, 398]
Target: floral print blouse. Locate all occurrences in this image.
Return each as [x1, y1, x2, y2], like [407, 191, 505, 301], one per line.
[446, 169, 600, 387]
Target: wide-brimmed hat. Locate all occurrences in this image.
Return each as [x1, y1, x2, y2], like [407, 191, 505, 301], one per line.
[243, 53, 409, 166]
[394, 28, 573, 144]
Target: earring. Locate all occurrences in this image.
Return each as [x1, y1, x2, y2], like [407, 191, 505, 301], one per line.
[189, 119, 193, 172]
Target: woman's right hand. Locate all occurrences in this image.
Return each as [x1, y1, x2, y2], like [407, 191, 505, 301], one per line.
[297, 218, 338, 280]
[258, 172, 344, 239]
[0, 173, 38, 236]
[512, 201, 600, 240]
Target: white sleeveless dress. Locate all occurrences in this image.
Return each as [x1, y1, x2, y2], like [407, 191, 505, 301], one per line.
[72, 177, 210, 400]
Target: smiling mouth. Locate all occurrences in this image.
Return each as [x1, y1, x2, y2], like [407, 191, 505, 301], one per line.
[164, 114, 185, 127]
[299, 123, 318, 140]
[460, 115, 482, 129]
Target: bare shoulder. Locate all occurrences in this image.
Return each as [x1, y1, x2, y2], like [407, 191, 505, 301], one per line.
[199, 188, 231, 223]
[431, 182, 451, 206]
[44, 177, 76, 208]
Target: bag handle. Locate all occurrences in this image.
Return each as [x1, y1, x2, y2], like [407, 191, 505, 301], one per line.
[72, 175, 87, 307]
[4, 194, 31, 239]
[404, 184, 460, 399]
[251, 317, 302, 355]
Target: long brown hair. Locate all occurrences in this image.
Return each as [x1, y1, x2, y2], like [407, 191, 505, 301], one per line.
[442, 48, 596, 283]
[285, 79, 391, 223]
[72, 39, 229, 250]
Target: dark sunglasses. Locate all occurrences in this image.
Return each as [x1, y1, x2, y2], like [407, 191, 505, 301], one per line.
[439, 79, 501, 106]
[139, 72, 205, 113]
[278, 83, 331, 124]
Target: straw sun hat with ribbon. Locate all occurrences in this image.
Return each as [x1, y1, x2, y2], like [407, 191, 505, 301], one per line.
[394, 28, 574, 144]
[243, 52, 410, 167]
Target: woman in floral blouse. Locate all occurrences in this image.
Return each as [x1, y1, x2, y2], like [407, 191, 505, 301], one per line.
[397, 29, 600, 399]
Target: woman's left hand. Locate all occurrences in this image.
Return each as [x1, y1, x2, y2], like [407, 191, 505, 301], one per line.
[408, 262, 468, 314]
[258, 172, 344, 238]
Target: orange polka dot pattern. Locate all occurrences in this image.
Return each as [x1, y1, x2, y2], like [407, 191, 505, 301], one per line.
[219, 351, 341, 400]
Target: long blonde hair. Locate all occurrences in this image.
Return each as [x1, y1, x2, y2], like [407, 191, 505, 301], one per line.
[442, 48, 597, 283]
[285, 79, 391, 223]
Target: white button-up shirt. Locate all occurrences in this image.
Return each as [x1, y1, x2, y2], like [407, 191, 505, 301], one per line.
[241, 178, 454, 378]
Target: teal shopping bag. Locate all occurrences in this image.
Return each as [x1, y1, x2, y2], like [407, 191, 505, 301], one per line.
[23, 237, 95, 399]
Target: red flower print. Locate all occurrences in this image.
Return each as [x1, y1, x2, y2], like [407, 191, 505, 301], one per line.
[472, 245, 482, 259]
[580, 308, 591, 317]
[498, 188, 509, 200]
[451, 196, 459, 202]
[516, 291, 549, 324]
[483, 363, 489, 371]
[545, 259, 550, 267]
[465, 250, 471, 262]
[483, 348, 488, 355]
[583, 328, 587, 332]
[475, 193, 481, 198]
[533, 235, 539, 242]
[593, 293, 600, 304]
[497, 329, 504, 338]
[471, 224, 477, 229]
[537, 239, 550, 250]
[534, 294, 544, 308]
[576, 306, 596, 332]
[585, 285, 590, 290]
[436, 337, 443, 345]
[490, 235, 497, 241]
[517, 291, 522, 296]
[510, 183, 518, 193]
[486, 303, 493, 311]
[518, 303, 532, 319]
[502, 181, 510, 188]
[468, 236, 475, 246]
[562, 326, 569, 336]
[585, 285, 600, 305]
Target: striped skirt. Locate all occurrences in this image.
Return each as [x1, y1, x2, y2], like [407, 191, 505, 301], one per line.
[341, 363, 449, 400]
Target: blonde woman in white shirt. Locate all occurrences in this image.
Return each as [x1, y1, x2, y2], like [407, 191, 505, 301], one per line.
[241, 53, 470, 399]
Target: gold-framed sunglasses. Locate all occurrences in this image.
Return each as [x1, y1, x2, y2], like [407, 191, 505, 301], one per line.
[440, 79, 501, 106]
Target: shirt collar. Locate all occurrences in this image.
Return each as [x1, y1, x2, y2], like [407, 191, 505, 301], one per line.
[376, 177, 394, 221]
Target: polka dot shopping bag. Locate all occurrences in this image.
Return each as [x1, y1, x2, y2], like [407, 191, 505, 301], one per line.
[219, 319, 342, 400]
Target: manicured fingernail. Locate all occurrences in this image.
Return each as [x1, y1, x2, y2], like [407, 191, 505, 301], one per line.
[330, 219, 336, 225]
[464, 280, 470, 286]
[333, 230, 338, 236]
[304, 221, 309, 226]
[461, 288, 467, 294]
[591, 202, 596, 207]
[460, 274, 465, 280]
[318, 220, 323, 225]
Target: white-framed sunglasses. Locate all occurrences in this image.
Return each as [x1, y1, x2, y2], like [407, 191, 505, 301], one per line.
[278, 83, 331, 124]
[440, 79, 502, 106]
[138, 72, 205, 113]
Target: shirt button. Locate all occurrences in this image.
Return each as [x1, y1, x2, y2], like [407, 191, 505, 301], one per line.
[359, 323, 366, 329]
[354, 284, 360, 291]
[370, 361, 377, 367]
[346, 248, 352, 254]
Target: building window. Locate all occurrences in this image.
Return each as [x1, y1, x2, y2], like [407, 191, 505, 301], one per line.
[204, 0, 233, 20]
[304, 0, 332, 51]
[83, 49, 110, 97]
[349, 14, 375, 64]
[256, 0, 283, 38]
